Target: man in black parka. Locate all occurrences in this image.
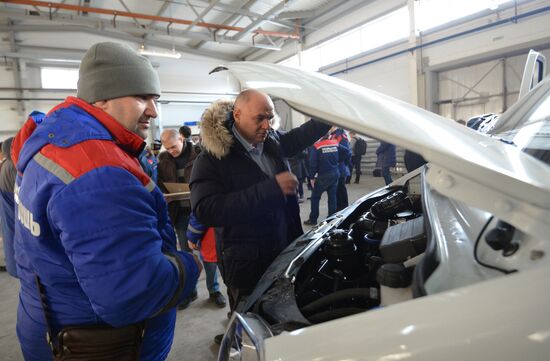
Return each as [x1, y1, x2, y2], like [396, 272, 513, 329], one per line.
[190, 90, 330, 312]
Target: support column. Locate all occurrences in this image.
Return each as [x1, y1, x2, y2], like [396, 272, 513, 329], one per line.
[152, 103, 163, 143]
[9, 27, 26, 122]
[425, 70, 440, 114]
[502, 58, 508, 112]
[407, 0, 420, 107]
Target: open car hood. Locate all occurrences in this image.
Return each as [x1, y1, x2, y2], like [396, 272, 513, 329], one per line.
[216, 62, 550, 239]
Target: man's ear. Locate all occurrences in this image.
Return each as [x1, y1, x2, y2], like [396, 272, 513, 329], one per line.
[233, 108, 240, 122]
[92, 100, 109, 111]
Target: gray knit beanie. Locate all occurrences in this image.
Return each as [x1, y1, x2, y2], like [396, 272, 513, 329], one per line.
[77, 42, 161, 103]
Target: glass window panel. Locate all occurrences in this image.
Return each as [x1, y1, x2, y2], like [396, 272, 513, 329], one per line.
[416, 0, 513, 32]
[41, 67, 79, 89]
[360, 7, 409, 53]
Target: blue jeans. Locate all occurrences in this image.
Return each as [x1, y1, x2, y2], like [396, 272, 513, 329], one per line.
[203, 261, 220, 294]
[382, 166, 393, 185]
[308, 171, 339, 223]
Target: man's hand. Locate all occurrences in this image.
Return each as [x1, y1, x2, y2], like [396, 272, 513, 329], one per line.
[188, 241, 199, 251]
[164, 194, 175, 203]
[311, 178, 316, 188]
[192, 253, 203, 275]
[275, 171, 299, 195]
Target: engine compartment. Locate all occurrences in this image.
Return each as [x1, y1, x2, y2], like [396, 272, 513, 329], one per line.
[294, 186, 425, 324]
[252, 177, 427, 331]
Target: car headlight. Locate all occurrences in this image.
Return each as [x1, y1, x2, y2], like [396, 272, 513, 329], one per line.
[218, 312, 273, 361]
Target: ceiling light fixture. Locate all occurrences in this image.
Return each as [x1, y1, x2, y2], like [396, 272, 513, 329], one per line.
[252, 43, 282, 51]
[138, 45, 182, 59]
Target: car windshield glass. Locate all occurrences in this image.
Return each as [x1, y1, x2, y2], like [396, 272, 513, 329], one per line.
[495, 89, 550, 167]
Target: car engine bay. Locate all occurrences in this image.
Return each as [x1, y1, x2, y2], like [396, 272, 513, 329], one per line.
[251, 175, 429, 333]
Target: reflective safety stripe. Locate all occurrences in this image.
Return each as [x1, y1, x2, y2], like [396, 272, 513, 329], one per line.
[187, 224, 202, 235]
[145, 180, 155, 192]
[33, 152, 75, 184]
[34, 152, 156, 191]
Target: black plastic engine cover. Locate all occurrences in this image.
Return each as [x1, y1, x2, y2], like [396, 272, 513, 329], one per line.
[370, 190, 411, 219]
[379, 216, 426, 263]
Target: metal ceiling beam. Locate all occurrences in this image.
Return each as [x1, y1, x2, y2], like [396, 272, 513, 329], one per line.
[182, 0, 220, 35]
[185, 0, 295, 29]
[0, 0, 299, 39]
[149, 0, 171, 27]
[193, 0, 258, 50]
[52, 0, 66, 16]
[276, 0, 349, 20]
[79, 0, 90, 16]
[231, 0, 299, 41]
[276, 9, 315, 20]
[117, 0, 142, 27]
[0, 9, 278, 50]
[240, 37, 289, 60]
[240, 0, 377, 60]
[0, 50, 82, 62]
[0, 24, 239, 60]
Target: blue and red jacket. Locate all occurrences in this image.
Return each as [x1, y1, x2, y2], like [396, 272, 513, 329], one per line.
[329, 128, 351, 178]
[309, 137, 351, 177]
[186, 212, 217, 263]
[13, 97, 199, 361]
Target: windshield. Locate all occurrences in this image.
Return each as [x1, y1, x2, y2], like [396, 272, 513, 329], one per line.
[495, 83, 550, 167]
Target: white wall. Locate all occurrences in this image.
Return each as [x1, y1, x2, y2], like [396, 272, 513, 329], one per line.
[333, 54, 411, 102]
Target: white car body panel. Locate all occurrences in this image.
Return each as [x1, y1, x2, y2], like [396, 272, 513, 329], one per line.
[214, 60, 550, 361]
[221, 62, 550, 240]
[263, 264, 550, 361]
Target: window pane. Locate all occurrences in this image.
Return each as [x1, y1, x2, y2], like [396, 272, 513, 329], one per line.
[278, 7, 409, 71]
[279, 55, 300, 69]
[361, 7, 409, 52]
[41, 67, 79, 89]
[321, 30, 361, 66]
[416, 0, 513, 31]
[301, 47, 322, 72]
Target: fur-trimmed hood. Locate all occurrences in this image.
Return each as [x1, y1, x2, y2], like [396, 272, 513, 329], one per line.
[199, 99, 235, 159]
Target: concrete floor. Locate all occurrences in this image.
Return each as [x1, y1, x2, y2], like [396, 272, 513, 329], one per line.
[0, 176, 385, 361]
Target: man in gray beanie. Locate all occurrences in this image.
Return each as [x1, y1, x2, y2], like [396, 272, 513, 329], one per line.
[13, 42, 201, 361]
[77, 41, 162, 139]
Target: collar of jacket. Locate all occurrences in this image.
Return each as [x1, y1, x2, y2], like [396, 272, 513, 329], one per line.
[159, 140, 197, 167]
[58, 97, 145, 156]
[225, 113, 288, 174]
[14, 97, 145, 174]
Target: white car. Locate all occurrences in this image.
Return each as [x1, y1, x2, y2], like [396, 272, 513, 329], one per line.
[215, 51, 550, 361]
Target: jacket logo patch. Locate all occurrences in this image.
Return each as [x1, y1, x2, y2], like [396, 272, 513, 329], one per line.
[14, 184, 41, 237]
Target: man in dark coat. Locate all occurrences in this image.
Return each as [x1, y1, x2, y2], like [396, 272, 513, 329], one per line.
[158, 128, 205, 308]
[158, 128, 200, 251]
[376, 141, 397, 185]
[190, 90, 331, 314]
